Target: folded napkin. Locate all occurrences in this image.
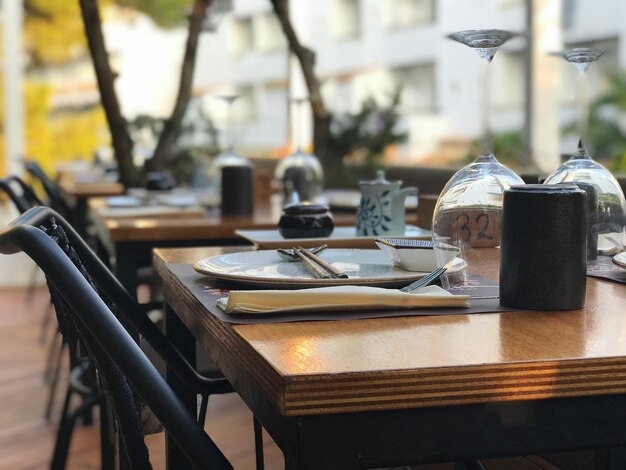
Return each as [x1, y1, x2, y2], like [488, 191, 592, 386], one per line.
[217, 285, 470, 315]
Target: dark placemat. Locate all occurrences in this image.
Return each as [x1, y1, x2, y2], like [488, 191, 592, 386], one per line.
[587, 255, 626, 284]
[170, 264, 516, 325]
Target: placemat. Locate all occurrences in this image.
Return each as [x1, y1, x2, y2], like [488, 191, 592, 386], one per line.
[170, 264, 515, 325]
[587, 255, 626, 284]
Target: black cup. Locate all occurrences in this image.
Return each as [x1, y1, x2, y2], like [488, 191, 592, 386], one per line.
[500, 184, 587, 310]
[221, 166, 254, 216]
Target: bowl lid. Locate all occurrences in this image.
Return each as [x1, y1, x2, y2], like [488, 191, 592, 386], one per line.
[283, 202, 330, 215]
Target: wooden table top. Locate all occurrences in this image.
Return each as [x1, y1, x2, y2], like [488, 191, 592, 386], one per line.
[92, 199, 419, 243]
[58, 178, 124, 198]
[155, 246, 626, 417]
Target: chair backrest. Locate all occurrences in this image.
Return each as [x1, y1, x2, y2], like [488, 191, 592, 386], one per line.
[0, 207, 232, 470]
[24, 160, 70, 216]
[15, 207, 229, 398]
[0, 175, 43, 213]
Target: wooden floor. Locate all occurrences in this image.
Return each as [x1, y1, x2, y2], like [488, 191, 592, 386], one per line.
[0, 285, 600, 469]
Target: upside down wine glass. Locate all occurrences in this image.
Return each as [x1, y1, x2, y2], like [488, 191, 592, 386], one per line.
[273, 97, 324, 202]
[432, 30, 525, 289]
[544, 48, 626, 256]
[207, 94, 252, 190]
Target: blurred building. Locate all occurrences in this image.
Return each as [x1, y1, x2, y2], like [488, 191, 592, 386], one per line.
[191, 0, 626, 165]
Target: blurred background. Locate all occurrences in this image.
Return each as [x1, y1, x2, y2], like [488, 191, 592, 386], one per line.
[1, 0, 625, 184]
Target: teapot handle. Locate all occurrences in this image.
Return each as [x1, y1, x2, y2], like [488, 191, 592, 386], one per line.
[399, 186, 418, 197]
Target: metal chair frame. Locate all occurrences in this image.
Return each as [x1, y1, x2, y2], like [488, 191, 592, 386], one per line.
[0, 206, 233, 469]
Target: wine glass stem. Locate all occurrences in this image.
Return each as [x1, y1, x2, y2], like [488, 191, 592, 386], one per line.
[577, 71, 589, 144]
[293, 99, 303, 152]
[481, 60, 492, 154]
[226, 98, 235, 153]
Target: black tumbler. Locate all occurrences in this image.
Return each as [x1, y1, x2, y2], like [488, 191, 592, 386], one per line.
[221, 165, 254, 216]
[500, 184, 587, 310]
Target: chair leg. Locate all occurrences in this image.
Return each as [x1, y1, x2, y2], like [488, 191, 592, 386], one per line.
[45, 341, 67, 422]
[254, 416, 265, 470]
[43, 327, 62, 384]
[198, 394, 209, 426]
[99, 396, 115, 470]
[39, 302, 54, 345]
[25, 263, 40, 305]
[50, 393, 101, 470]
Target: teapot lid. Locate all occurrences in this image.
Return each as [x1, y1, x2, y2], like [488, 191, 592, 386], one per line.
[359, 170, 401, 186]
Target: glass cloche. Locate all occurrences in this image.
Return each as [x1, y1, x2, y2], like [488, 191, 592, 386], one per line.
[432, 153, 524, 288]
[544, 141, 626, 255]
[274, 150, 324, 202]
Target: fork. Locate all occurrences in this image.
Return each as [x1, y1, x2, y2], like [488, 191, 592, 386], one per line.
[400, 266, 447, 293]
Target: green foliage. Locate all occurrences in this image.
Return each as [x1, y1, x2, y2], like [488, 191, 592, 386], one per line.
[563, 73, 626, 171]
[117, 0, 190, 27]
[331, 88, 408, 171]
[466, 130, 525, 168]
[128, 109, 222, 185]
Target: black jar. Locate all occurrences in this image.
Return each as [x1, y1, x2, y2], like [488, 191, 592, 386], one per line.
[278, 202, 334, 239]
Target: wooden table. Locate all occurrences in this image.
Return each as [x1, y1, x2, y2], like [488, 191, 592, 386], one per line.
[58, 177, 124, 236]
[155, 246, 626, 469]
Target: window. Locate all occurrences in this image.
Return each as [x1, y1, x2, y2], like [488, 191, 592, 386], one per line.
[383, 0, 434, 30]
[496, 0, 524, 9]
[392, 64, 436, 113]
[253, 13, 286, 53]
[232, 86, 256, 122]
[227, 17, 253, 57]
[331, 0, 360, 41]
[493, 52, 524, 109]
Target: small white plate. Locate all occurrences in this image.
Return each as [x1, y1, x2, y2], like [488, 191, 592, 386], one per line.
[105, 196, 142, 207]
[193, 249, 434, 288]
[612, 252, 626, 269]
[155, 194, 198, 207]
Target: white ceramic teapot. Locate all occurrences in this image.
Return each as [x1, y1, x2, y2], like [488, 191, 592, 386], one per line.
[356, 171, 417, 236]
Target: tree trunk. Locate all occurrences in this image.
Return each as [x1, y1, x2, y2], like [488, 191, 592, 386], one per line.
[147, 0, 211, 172]
[78, 0, 142, 187]
[270, 0, 339, 171]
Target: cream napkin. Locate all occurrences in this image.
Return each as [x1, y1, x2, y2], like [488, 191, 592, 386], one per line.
[217, 285, 469, 314]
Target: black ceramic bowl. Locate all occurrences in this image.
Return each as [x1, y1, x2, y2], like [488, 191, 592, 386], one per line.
[278, 202, 334, 239]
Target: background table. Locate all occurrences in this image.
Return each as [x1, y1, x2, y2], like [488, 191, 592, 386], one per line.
[154, 246, 626, 469]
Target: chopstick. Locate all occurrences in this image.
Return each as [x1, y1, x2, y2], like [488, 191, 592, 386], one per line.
[293, 248, 333, 279]
[296, 246, 349, 279]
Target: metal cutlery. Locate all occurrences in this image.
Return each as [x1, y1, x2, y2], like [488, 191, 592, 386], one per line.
[276, 244, 328, 262]
[400, 266, 447, 293]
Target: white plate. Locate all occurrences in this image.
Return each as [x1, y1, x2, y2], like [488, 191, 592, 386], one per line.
[105, 196, 142, 207]
[155, 194, 198, 207]
[236, 225, 431, 250]
[193, 249, 436, 288]
[613, 252, 626, 269]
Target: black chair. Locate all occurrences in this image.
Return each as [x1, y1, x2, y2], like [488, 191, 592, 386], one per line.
[0, 206, 234, 469]
[0, 175, 67, 418]
[24, 160, 71, 218]
[0, 175, 43, 213]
